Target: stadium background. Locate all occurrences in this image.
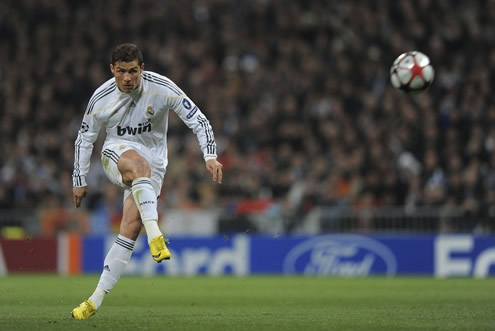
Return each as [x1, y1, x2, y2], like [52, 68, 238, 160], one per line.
[0, 0, 495, 278]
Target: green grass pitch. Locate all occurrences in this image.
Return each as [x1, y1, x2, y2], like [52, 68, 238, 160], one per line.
[0, 275, 494, 330]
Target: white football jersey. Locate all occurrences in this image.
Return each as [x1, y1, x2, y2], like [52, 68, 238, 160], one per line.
[73, 71, 217, 187]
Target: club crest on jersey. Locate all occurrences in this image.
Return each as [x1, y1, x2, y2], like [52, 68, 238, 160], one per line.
[117, 120, 151, 136]
[146, 106, 154, 117]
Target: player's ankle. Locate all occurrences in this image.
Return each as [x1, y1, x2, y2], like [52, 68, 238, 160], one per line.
[143, 220, 162, 243]
[88, 287, 107, 310]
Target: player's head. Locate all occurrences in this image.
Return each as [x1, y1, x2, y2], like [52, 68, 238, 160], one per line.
[110, 43, 145, 93]
[111, 43, 143, 66]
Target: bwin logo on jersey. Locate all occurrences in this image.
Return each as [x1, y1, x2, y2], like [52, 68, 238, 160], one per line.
[117, 121, 151, 136]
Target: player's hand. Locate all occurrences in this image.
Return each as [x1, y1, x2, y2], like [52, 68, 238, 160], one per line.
[73, 186, 89, 208]
[205, 159, 223, 184]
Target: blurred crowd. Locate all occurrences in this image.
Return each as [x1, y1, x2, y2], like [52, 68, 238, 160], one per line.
[1, 0, 494, 234]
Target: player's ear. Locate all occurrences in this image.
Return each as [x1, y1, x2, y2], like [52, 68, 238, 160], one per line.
[110, 64, 115, 75]
[140, 63, 145, 71]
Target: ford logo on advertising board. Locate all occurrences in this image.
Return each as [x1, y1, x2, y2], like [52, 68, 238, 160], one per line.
[283, 235, 397, 276]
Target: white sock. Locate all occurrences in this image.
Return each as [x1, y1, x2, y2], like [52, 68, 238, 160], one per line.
[131, 177, 162, 243]
[88, 287, 106, 310]
[90, 235, 135, 309]
[143, 220, 163, 244]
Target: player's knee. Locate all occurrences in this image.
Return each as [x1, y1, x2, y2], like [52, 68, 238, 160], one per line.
[131, 157, 151, 177]
[119, 156, 151, 186]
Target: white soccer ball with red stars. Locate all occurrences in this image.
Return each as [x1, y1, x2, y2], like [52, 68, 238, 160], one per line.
[390, 51, 434, 94]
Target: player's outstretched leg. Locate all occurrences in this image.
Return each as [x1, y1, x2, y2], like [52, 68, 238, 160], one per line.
[72, 235, 135, 319]
[131, 177, 171, 262]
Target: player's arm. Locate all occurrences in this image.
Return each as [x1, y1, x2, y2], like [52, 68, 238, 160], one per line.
[168, 90, 223, 183]
[72, 112, 102, 207]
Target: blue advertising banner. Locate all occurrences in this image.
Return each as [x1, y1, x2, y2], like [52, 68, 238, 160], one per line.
[79, 234, 495, 277]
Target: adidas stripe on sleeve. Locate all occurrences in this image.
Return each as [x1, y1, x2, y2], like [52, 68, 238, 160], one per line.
[177, 101, 217, 160]
[72, 85, 109, 187]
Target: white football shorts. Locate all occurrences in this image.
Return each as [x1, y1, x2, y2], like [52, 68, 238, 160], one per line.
[100, 141, 165, 201]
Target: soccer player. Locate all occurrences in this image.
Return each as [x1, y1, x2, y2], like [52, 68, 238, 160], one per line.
[71, 43, 223, 319]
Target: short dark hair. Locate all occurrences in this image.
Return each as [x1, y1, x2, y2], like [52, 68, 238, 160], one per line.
[111, 43, 144, 65]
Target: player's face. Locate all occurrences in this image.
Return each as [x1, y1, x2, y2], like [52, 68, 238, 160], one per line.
[110, 60, 144, 93]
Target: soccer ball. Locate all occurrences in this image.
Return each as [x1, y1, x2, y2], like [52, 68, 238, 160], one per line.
[390, 51, 434, 94]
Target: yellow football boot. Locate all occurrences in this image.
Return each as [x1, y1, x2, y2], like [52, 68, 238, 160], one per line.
[72, 300, 96, 320]
[149, 235, 171, 263]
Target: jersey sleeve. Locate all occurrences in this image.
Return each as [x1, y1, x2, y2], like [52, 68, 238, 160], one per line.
[72, 111, 102, 187]
[165, 84, 217, 160]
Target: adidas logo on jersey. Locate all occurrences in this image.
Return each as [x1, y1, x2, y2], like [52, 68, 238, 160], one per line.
[117, 121, 151, 136]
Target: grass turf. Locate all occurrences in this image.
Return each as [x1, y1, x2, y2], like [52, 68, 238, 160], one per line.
[0, 275, 494, 330]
